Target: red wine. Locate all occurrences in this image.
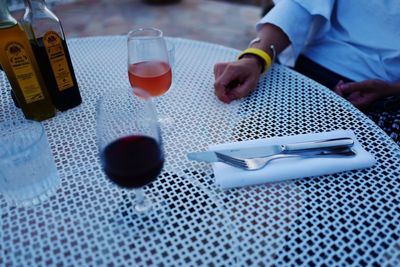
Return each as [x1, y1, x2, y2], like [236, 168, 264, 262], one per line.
[30, 37, 81, 111]
[101, 135, 164, 188]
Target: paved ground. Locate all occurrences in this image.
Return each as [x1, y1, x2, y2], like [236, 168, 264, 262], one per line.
[14, 0, 262, 50]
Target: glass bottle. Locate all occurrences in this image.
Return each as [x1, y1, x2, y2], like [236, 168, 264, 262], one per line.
[0, 0, 55, 121]
[22, 0, 82, 111]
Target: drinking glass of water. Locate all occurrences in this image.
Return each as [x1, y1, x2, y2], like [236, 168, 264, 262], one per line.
[0, 119, 60, 207]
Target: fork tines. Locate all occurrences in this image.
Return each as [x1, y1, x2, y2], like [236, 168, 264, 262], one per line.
[215, 152, 248, 169]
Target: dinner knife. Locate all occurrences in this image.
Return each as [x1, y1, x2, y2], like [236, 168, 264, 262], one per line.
[187, 137, 354, 163]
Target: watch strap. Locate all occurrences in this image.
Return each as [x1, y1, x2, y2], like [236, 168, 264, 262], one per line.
[237, 47, 272, 74]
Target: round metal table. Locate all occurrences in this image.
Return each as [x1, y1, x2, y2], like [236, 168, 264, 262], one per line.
[1, 36, 399, 266]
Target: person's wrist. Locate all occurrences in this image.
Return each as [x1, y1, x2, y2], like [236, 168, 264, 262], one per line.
[378, 81, 400, 98]
[248, 37, 276, 64]
[237, 44, 276, 75]
[238, 48, 272, 74]
[241, 54, 264, 74]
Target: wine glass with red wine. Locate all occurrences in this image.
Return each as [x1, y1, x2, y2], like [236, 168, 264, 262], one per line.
[96, 87, 164, 214]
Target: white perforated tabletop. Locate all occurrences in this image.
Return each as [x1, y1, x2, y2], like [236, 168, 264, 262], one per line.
[1, 36, 400, 266]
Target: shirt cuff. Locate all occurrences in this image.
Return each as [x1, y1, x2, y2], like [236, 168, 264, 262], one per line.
[256, 0, 313, 65]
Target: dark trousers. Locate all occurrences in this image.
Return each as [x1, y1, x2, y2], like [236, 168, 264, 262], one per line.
[294, 54, 353, 90]
[293, 55, 400, 146]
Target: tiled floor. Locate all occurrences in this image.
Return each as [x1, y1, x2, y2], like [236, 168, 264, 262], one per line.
[20, 0, 262, 50]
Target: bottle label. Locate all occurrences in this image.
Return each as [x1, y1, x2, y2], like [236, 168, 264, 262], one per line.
[5, 42, 45, 104]
[43, 31, 74, 91]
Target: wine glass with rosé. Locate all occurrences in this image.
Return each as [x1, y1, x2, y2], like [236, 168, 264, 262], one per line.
[128, 28, 172, 97]
[96, 87, 164, 214]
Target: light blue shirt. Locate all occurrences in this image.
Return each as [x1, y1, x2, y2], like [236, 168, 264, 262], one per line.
[257, 0, 400, 82]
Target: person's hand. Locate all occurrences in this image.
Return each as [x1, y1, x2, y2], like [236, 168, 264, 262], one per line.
[334, 79, 397, 110]
[214, 56, 262, 104]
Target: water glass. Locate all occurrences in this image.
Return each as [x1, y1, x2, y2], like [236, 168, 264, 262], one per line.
[0, 120, 60, 207]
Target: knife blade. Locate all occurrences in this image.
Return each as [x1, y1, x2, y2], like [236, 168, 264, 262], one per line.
[187, 137, 354, 163]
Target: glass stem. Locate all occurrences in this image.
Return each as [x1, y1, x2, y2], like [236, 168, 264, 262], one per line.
[134, 188, 151, 213]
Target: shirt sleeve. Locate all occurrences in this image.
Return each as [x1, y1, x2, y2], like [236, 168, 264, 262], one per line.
[257, 0, 335, 66]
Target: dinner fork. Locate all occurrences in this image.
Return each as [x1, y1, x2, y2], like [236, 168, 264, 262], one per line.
[215, 148, 356, 171]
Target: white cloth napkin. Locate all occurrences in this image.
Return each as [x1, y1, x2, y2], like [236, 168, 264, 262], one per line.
[210, 130, 376, 189]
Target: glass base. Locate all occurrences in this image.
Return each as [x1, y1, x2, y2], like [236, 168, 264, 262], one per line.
[2, 173, 60, 208]
[112, 190, 170, 234]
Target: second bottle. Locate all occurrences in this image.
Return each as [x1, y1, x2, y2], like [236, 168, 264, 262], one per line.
[21, 0, 82, 112]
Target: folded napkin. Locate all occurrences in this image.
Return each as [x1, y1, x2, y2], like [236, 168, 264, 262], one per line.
[210, 130, 376, 189]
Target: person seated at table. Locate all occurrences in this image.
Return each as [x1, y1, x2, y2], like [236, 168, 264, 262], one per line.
[213, 0, 400, 145]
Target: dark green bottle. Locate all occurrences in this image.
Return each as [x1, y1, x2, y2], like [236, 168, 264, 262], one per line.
[22, 0, 82, 111]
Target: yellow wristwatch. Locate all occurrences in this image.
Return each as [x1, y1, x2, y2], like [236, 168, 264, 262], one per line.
[238, 38, 276, 74]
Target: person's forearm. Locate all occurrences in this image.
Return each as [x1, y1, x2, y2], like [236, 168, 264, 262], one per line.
[251, 23, 291, 60]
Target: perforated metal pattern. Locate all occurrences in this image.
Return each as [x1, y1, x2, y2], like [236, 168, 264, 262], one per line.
[1, 36, 399, 266]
